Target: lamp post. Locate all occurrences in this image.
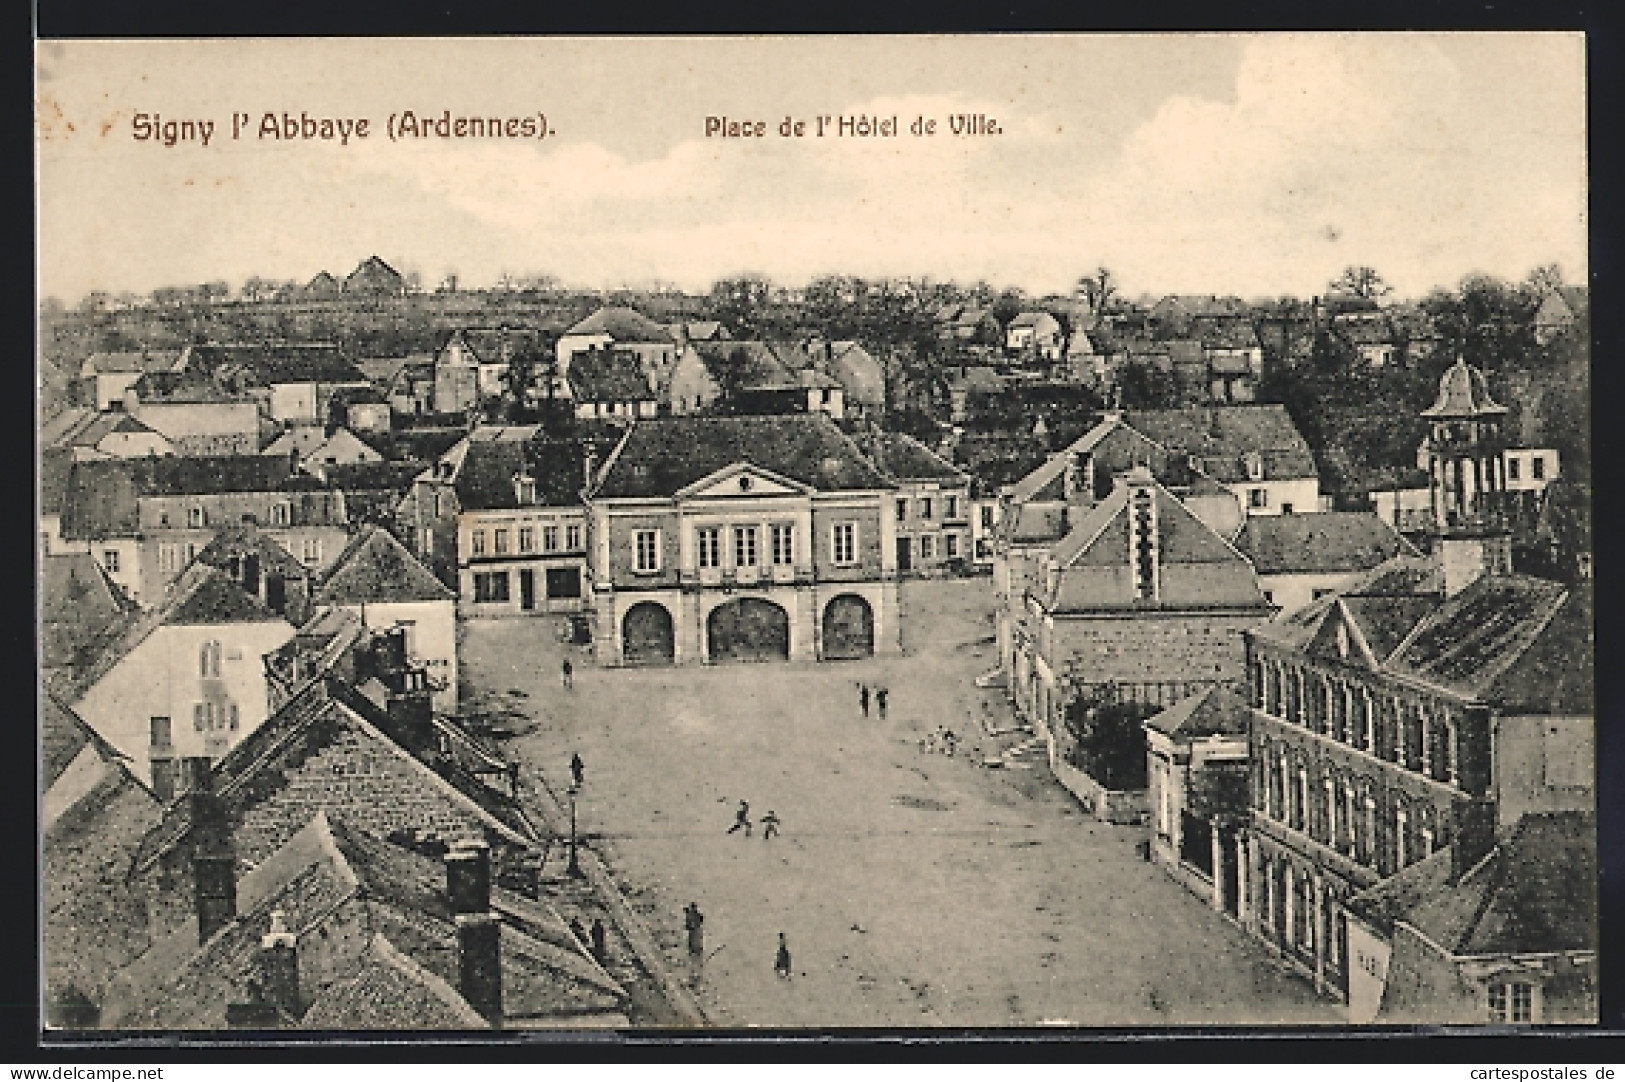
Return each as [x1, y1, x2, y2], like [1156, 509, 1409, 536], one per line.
[567, 782, 583, 878]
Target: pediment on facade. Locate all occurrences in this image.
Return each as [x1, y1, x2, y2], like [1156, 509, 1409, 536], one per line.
[676, 463, 812, 501]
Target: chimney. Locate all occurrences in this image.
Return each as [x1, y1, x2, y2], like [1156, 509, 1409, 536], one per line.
[258, 909, 300, 1018]
[1450, 797, 1499, 883]
[1122, 466, 1160, 602]
[583, 447, 599, 489]
[184, 756, 237, 945]
[446, 839, 502, 1026]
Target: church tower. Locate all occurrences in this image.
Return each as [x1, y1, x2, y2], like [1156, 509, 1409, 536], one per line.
[1422, 357, 1512, 595]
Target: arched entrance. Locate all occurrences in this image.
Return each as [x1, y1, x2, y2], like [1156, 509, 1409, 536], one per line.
[822, 594, 874, 659]
[707, 597, 790, 662]
[622, 602, 675, 664]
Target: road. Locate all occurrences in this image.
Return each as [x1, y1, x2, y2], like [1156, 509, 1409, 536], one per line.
[459, 579, 1338, 1027]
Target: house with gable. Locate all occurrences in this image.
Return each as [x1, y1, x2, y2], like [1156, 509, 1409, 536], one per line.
[585, 413, 900, 665]
[1191, 316, 1266, 402]
[188, 343, 372, 427]
[191, 521, 316, 625]
[79, 350, 190, 412]
[57, 561, 298, 797]
[342, 254, 408, 297]
[861, 430, 973, 574]
[811, 340, 886, 420]
[303, 270, 342, 299]
[1234, 511, 1417, 615]
[314, 525, 459, 711]
[556, 306, 678, 389]
[1005, 311, 1064, 359]
[567, 346, 660, 421]
[40, 551, 139, 685]
[43, 410, 176, 460]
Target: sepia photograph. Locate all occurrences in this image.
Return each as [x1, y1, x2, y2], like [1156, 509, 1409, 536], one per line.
[35, 33, 1594, 1035]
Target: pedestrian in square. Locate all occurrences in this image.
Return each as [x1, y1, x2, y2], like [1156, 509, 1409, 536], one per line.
[684, 903, 705, 958]
[590, 918, 608, 964]
[876, 687, 889, 721]
[727, 800, 752, 837]
[774, 932, 792, 979]
[761, 810, 781, 840]
[562, 658, 573, 689]
[859, 683, 870, 718]
[570, 752, 585, 789]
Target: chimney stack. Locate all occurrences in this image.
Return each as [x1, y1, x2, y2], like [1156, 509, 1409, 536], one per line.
[184, 756, 237, 945]
[583, 448, 599, 489]
[447, 839, 502, 1026]
[258, 909, 301, 1018]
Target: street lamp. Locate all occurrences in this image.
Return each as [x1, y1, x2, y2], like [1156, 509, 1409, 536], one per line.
[566, 782, 583, 878]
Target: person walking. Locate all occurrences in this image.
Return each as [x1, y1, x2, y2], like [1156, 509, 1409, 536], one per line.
[727, 800, 753, 837]
[590, 918, 608, 965]
[570, 752, 585, 789]
[774, 932, 792, 979]
[684, 903, 705, 958]
[875, 687, 889, 721]
[562, 658, 573, 689]
[760, 810, 781, 840]
[858, 683, 870, 718]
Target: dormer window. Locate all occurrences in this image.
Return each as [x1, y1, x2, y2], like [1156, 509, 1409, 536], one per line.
[188, 506, 207, 529]
[1243, 452, 1265, 482]
[515, 474, 537, 505]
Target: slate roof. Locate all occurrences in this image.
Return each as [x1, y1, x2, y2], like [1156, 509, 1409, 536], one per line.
[190, 344, 366, 386]
[345, 255, 407, 293]
[591, 414, 891, 499]
[567, 348, 655, 402]
[42, 694, 119, 790]
[692, 341, 828, 391]
[1122, 405, 1318, 483]
[40, 552, 139, 670]
[58, 456, 327, 539]
[40, 448, 75, 517]
[106, 811, 625, 1030]
[1421, 359, 1507, 418]
[315, 525, 455, 605]
[1349, 812, 1596, 957]
[1332, 314, 1398, 346]
[1008, 311, 1059, 330]
[454, 437, 589, 510]
[1233, 512, 1415, 575]
[864, 432, 968, 484]
[193, 523, 311, 582]
[563, 306, 673, 343]
[1143, 685, 1249, 739]
[324, 460, 428, 494]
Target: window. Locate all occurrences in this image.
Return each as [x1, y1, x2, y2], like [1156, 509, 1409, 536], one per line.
[944, 533, 959, 558]
[1248, 488, 1269, 509]
[1281, 503, 1294, 515]
[494, 529, 510, 555]
[1532, 457, 1546, 480]
[471, 530, 486, 556]
[920, 535, 935, 559]
[150, 717, 172, 749]
[734, 526, 759, 567]
[519, 527, 535, 553]
[1507, 457, 1521, 481]
[270, 502, 291, 527]
[517, 477, 537, 504]
[920, 498, 933, 520]
[1488, 982, 1536, 1024]
[566, 524, 582, 549]
[697, 526, 721, 569]
[945, 495, 960, 519]
[832, 522, 857, 565]
[188, 506, 207, 528]
[102, 549, 120, 573]
[300, 537, 322, 566]
[158, 511, 170, 528]
[771, 524, 795, 566]
[473, 571, 510, 603]
[544, 526, 560, 552]
[1244, 452, 1265, 481]
[634, 530, 661, 573]
[419, 527, 434, 554]
[228, 704, 240, 732]
[896, 499, 908, 523]
[199, 640, 222, 678]
[980, 505, 994, 529]
[194, 704, 206, 732]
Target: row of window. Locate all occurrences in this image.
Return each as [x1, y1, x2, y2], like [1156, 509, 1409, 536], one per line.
[895, 494, 962, 522]
[905, 533, 959, 560]
[634, 522, 862, 573]
[471, 566, 584, 604]
[470, 522, 583, 557]
[1252, 655, 1459, 786]
[158, 503, 297, 529]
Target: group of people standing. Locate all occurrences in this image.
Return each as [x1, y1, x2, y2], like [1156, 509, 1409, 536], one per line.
[857, 683, 890, 720]
[683, 903, 793, 980]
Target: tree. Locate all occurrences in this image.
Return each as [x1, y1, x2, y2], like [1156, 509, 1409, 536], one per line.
[1329, 265, 1392, 301]
[502, 350, 538, 421]
[1115, 359, 1181, 410]
[1075, 266, 1118, 317]
[709, 274, 774, 337]
[1062, 692, 1157, 791]
[1420, 274, 1539, 373]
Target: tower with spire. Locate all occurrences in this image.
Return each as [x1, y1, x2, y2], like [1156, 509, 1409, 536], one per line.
[1421, 357, 1513, 595]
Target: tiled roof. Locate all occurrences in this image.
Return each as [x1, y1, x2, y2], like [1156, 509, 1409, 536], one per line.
[1421, 359, 1508, 418]
[1332, 314, 1398, 346]
[193, 523, 312, 582]
[563, 306, 673, 343]
[1233, 512, 1414, 575]
[1122, 405, 1318, 483]
[1143, 685, 1248, 739]
[592, 414, 891, 498]
[315, 526, 455, 605]
[191, 344, 366, 386]
[58, 455, 333, 538]
[945, 365, 1005, 395]
[82, 350, 187, 375]
[454, 437, 589, 510]
[1192, 316, 1260, 351]
[863, 432, 968, 483]
[567, 348, 655, 403]
[1008, 311, 1058, 329]
[1388, 574, 1576, 702]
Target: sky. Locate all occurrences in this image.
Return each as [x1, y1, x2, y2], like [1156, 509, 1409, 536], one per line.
[35, 34, 1587, 304]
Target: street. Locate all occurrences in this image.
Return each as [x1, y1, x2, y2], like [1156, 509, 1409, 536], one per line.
[460, 579, 1339, 1027]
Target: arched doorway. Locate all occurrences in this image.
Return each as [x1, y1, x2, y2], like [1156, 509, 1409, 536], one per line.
[707, 597, 790, 662]
[822, 594, 874, 659]
[622, 602, 675, 664]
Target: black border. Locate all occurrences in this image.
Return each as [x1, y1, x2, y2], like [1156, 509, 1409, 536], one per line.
[19, 0, 1623, 1063]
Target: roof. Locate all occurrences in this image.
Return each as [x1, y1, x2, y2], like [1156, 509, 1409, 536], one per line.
[315, 525, 455, 605]
[1351, 812, 1596, 958]
[262, 426, 328, 459]
[345, 255, 406, 292]
[193, 523, 311, 582]
[1233, 512, 1415, 575]
[946, 365, 1005, 395]
[591, 414, 891, 499]
[106, 810, 625, 1030]
[864, 432, 968, 484]
[454, 436, 589, 510]
[82, 350, 187, 376]
[39, 448, 75, 517]
[1143, 685, 1249, 739]
[567, 348, 655, 402]
[42, 693, 123, 789]
[1008, 311, 1060, 329]
[563, 306, 673, 343]
[190, 344, 367, 386]
[692, 341, 829, 392]
[1122, 405, 1318, 483]
[59, 456, 327, 539]
[1420, 359, 1508, 418]
[1192, 316, 1261, 351]
[40, 552, 139, 670]
[1332, 314, 1398, 346]
[1040, 472, 1271, 614]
